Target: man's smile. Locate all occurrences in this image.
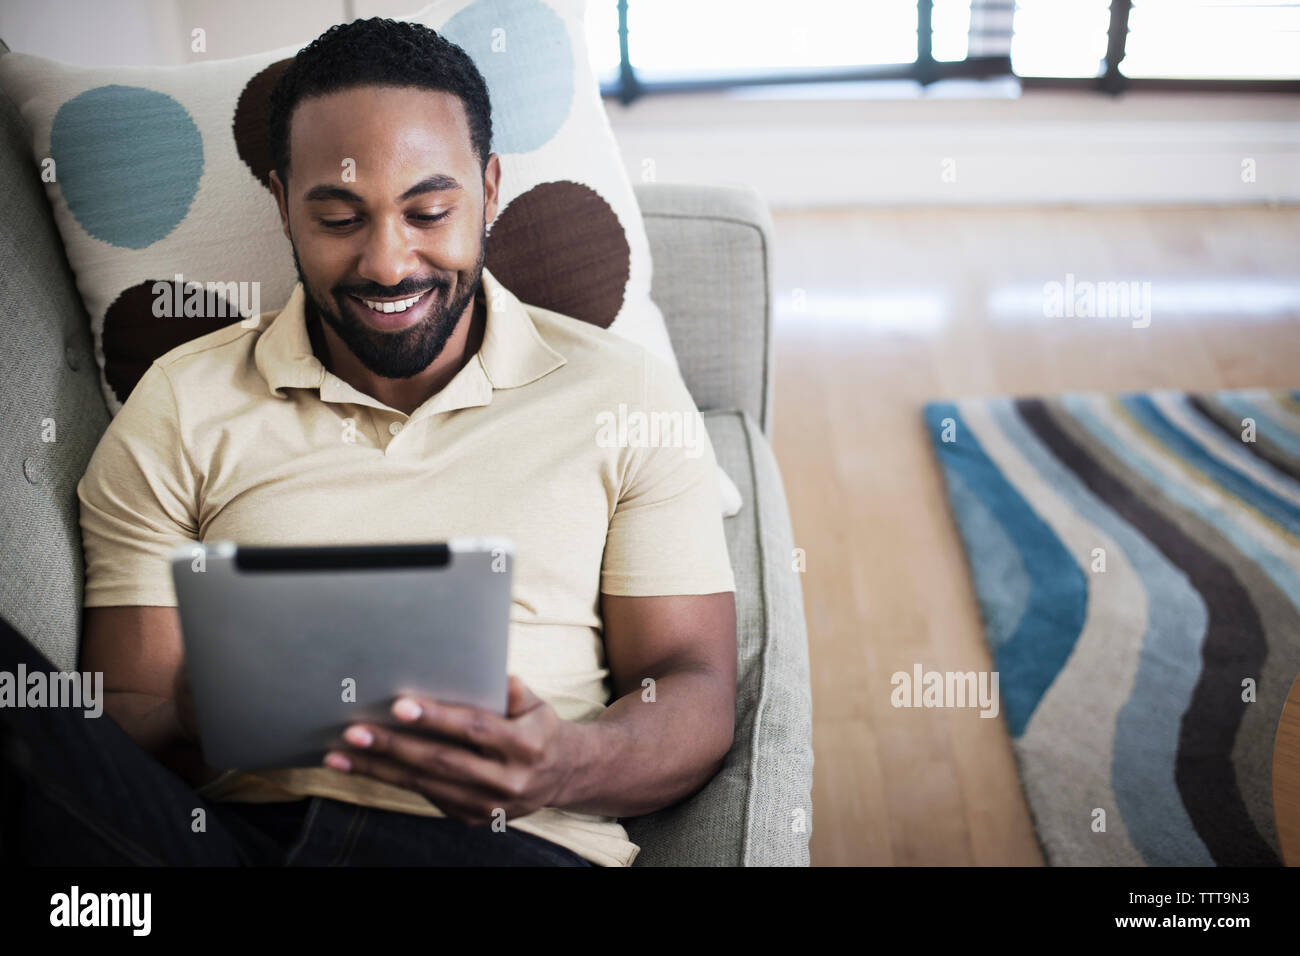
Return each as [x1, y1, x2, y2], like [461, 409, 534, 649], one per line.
[344, 285, 441, 331]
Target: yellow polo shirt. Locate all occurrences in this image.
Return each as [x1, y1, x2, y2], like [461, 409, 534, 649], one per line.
[76, 267, 735, 867]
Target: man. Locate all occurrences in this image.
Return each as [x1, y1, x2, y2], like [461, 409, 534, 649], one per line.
[2, 18, 735, 867]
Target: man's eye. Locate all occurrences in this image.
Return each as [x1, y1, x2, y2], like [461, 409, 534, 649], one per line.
[319, 211, 449, 229]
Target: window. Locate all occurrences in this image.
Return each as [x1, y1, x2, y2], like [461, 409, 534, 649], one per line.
[585, 0, 623, 88]
[592, 0, 1300, 99]
[614, 0, 919, 82]
[1123, 0, 1300, 80]
[1010, 0, 1111, 77]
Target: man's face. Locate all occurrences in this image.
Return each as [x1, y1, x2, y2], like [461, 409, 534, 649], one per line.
[270, 85, 499, 379]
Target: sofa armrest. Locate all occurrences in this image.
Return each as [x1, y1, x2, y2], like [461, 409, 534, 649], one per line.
[634, 182, 776, 436]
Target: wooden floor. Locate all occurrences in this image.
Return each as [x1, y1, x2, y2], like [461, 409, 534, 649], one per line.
[767, 205, 1300, 866]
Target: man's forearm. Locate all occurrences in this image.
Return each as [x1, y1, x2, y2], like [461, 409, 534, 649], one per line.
[554, 667, 734, 818]
[104, 690, 188, 757]
[104, 690, 211, 786]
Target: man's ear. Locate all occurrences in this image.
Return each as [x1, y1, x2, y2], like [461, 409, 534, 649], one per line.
[482, 153, 501, 226]
[268, 169, 292, 240]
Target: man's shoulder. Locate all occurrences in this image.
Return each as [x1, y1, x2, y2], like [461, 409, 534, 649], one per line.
[110, 314, 276, 426]
[149, 316, 267, 377]
[522, 302, 653, 385]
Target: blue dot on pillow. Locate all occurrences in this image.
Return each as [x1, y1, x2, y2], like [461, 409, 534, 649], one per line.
[50, 85, 204, 249]
[440, 0, 574, 154]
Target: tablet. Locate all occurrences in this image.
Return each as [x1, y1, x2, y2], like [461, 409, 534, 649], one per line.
[169, 538, 513, 771]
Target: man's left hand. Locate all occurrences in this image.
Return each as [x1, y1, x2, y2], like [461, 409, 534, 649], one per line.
[322, 676, 580, 827]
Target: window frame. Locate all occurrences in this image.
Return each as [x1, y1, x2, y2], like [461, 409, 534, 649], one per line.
[597, 0, 1300, 103]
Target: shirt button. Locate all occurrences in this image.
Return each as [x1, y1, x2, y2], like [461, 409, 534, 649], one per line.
[388, 421, 403, 436]
[22, 457, 44, 484]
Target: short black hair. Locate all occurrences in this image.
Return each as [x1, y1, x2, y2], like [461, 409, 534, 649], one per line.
[268, 17, 493, 188]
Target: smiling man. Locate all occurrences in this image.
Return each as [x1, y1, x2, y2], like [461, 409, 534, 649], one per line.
[0, 18, 738, 869]
[277, 82, 493, 410]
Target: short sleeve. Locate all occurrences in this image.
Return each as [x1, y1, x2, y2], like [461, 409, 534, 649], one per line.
[77, 362, 200, 607]
[600, 352, 736, 596]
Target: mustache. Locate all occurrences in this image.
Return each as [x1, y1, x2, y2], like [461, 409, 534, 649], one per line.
[336, 277, 450, 300]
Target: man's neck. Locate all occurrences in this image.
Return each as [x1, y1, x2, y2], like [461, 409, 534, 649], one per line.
[308, 290, 487, 417]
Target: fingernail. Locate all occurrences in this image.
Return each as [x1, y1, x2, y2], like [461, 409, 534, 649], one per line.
[324, 752, 351, 772]
[344, 726, 373, 747]
[393, 698, 422, 721]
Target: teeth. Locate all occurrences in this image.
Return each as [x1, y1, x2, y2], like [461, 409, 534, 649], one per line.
[361, 291, 423, 313]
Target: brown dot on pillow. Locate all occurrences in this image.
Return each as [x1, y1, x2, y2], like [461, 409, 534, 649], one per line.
[104, 279, 244, 404]
[233, 58, 291, 191]
[485, 181, 629, 329]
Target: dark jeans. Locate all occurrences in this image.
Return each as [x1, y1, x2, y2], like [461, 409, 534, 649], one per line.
[0, 615, 592, 866]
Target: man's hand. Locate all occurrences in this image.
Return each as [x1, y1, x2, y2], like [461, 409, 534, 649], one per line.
[323, 675, 582, 827]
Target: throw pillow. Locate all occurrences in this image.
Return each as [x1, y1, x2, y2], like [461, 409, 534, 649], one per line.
[0, 0, 680, 414]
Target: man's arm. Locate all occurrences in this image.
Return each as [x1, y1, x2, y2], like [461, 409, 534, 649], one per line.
[319, 591, 737, 823]
[554, 591, 737, 818]
[80, 606, 214, 785]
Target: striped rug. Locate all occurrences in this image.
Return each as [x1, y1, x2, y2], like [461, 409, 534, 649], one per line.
[924, 389, 1300, 866]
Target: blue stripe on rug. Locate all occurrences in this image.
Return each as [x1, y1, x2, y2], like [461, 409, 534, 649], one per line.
[942, 467, 1031, 652]
[924, 402, 1088, 738]
[1120, 395, 1300, 537]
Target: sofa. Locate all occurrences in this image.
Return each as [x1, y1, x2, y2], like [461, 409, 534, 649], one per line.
[0, 74, 815, 865]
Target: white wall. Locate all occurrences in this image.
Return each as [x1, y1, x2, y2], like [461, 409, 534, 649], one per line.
[603, 84, 1300, 208]
[0, 0, 357, 64]
[0, 0, 188, 66]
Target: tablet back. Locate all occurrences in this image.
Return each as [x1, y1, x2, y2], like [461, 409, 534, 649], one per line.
[170, 539, 512, 770]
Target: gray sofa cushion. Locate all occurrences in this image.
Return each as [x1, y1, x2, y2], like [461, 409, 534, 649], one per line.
[623, 410, 813, 865]
[0, 75, 105, 672]
[635, 183, 776, 436]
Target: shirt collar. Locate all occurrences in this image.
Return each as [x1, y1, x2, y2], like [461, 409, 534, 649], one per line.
[253, 267, 566, 417]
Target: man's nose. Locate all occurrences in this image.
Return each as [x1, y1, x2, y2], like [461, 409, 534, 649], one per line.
[356, 215, 420, 290]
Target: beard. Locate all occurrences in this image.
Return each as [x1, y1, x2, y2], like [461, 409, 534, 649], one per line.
[291, 228, 487, 380]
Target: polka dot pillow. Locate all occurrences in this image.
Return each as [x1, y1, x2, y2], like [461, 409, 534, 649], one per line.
[0, 0, 680, 414]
